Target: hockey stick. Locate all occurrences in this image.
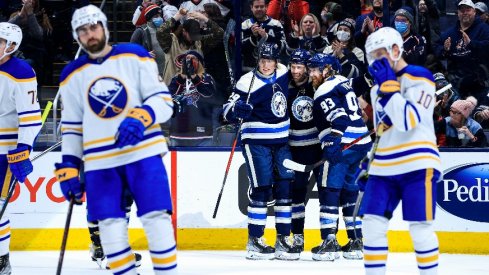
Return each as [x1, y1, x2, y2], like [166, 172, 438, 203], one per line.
[0, 102, 55, 220]
[223, 18, 236, 86]
[282, 129, 375, 173]
[56, 197, 74, 275]
[212, 37, 266, 219]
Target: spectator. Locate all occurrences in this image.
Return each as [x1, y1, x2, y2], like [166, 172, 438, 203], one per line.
[435, 0, 489, 104]
[157, 9, 223, 84]
[168, 51, 216, 146]
[131, 4, 166, 77]
[436, 97, 488, 147]
[324, 18, 365, 64]
[287, 13, 327, 54]
[474, 104, 489, 129]
[433, 72, 460, 118]
[354, 0, 384, 50]
[475, 2, 489, 24]
[418, 0, 441, 68]
[179, 0, 230, 19]
[132, 0, 156, 27]
[394, 7, 427, 65]
[241, 0, 286, 72]
[320, 2, 343, 43]
[266, 0, 309, 34]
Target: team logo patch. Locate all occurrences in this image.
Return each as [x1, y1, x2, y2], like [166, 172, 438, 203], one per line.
[87, 77, 128, 118]
[291, 96, 313, 122]
[271, 91, 287, 118]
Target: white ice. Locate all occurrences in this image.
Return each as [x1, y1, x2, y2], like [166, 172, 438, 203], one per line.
[9, 250, 489, 274]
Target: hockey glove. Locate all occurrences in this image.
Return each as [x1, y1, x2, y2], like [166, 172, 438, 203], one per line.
[233, 100, 253, 120]
[115, 105, 155, 148]
[172, 95, 186, 118]
[354, 155, 369, 191]
[322, 135, 342, 165]
[369, 57, 400, 96]
[7, 145, 33, 183]
[54, 162, 84, 205]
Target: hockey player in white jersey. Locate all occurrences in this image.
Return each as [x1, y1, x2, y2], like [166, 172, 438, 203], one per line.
[360, 27, 442, 275]
[54, 5, 176, 274]
[223, 42, 300, 260]
[0, 22, 42, 275]
[308, 53, 371, 261]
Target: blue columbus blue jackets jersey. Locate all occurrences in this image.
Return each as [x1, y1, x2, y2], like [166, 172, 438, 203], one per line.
[58, 44, 173, 172]
[223, 63, 289, 145]
[287, 79, 319, 147]
[0, 57, 41, 153]
[313, 75, 372, 150]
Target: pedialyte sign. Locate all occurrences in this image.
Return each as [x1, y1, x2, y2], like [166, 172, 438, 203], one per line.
[437, 163, 489, 223]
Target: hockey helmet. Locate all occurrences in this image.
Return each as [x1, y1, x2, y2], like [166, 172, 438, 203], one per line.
[289, 49, 312, 66]
[0, 22, 22, 56]
[259, 42, 280, 60]
[307, 53, 341, 76]
[71, 5, 109, 53]
[365, 27, 404, 65]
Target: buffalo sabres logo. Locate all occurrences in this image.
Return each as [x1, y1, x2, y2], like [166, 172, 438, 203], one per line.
[292, 96, 313, 122]
[87, 77, 128, 118]
[271, 90, 287, 118]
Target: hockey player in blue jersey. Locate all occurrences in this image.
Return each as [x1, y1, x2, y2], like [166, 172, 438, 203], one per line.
[308, 53, 372, 261]
[286, 49, 322, 253]
[54, 5, 176, 274]
[0, 22, 42, 274]
[360, 27, 442, 275]
[223, 42, 300, 260]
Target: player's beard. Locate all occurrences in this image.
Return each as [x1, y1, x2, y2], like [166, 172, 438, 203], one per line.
[311, 75, 323, 89]
[83, 33, 106, 54]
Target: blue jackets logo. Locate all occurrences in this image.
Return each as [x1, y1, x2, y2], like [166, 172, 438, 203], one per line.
[437, 163, 489, 223]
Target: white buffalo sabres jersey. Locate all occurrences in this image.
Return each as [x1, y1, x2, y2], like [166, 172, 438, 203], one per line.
[58, 44, 173, 172]
[0, 57, 41, 153]
[369, 65, 441, 176]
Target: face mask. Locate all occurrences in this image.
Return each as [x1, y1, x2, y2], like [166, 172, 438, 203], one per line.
[152, 17, 164, 27]
[336, 30, 350, 42]
[395, 21, 409, 34]
[373, 6, 383, 13]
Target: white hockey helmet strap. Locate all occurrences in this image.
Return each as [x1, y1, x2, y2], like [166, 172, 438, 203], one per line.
[0, 22, 23, 59]
[71, 5, 109, 54]
[365, 27, 404, 65]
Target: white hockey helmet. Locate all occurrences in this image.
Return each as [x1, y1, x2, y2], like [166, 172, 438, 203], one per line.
[365, 27, 404, 65]
[71, 5, 109, 53]
[0, 22, 23, 56]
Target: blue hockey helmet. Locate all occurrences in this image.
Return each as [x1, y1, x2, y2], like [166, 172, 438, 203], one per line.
[259, 42, 280, 60]
[289, 49, 312, 66]
[307, 53, 342, 75]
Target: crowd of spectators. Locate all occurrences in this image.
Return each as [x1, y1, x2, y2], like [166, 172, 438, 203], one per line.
[1, 0, 488, 148]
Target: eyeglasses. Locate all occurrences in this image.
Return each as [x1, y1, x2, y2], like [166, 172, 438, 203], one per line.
[450, 109, 463, 116]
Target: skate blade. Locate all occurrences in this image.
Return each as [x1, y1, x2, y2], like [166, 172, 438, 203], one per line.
[312, 252, 338, 261]
[343, 251, 363, 260]
[274, 251, 300, 261]
[246, 251, 275, 260]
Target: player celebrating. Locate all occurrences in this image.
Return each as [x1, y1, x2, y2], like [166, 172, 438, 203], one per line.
[286, 48, 321, 253]
[54, 5, 176, 274]
[223, 42, 300, 260]
[360, 27, 442, 274]
[0, 22, 42, 274]
[308, 53, 371, 261]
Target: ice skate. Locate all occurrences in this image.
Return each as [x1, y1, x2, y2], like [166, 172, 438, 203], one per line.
[0, 254, 11, 275]
[90, 243, 106, 268]
[311, 236, 341, 261]
[342, 238, 363, 260]
[246, 236, 275, 260]
[292, 234, 304, 252]
[275, 234, 301, 260]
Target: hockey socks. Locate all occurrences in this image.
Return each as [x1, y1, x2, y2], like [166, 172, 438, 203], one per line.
[0, 219, 10, 256]
[99, 218, 137, 275]
[341, 189, 362, 239]
[319, 187, 340, 239]
[363, 215, 388, 275]
[410, 222, 439, 275]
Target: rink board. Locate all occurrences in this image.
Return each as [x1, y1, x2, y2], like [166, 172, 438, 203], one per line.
[7, 150, 489, 253]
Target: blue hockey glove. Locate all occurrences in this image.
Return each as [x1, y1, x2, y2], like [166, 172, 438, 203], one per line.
[54, 162, 84, 205]
[7, 145, 33, 183]
[172, 95, 186, 118]
[115, 105, 155, 148]
[354, 156, 369, 191]
[368, 58, 400, 94]
[322, 135, 342, 165]
[233, 100, 253, 120]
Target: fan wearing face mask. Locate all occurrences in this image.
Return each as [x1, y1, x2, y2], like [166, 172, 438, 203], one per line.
[323, 18, 364, 79]
[393, 7, 428, 66]
[130, 4, 167, 77]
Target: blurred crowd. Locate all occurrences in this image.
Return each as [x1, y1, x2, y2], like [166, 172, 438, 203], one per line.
[1, 0, 488, 148]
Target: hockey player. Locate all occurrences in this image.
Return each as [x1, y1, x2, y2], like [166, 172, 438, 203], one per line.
[0, 22, 42, 274]
[54, 5, 176, 274]
[223, 42, 300, 260]
[308, 53, 371, 261]
[360, 27, 442, 274]
[286, 48, 321, 253]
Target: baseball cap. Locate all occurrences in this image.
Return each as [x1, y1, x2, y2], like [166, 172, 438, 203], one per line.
[182, 19, 202, 41]
[475, 2, 488, 13]
[458, 0, 476, 9]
